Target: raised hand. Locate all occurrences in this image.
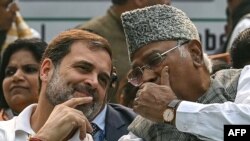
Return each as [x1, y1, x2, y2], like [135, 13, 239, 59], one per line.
[34, 97, 93, 141]
[133, 66, 177, 122]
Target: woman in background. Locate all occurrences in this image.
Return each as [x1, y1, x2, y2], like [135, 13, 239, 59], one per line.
[0, 38, 47, 120]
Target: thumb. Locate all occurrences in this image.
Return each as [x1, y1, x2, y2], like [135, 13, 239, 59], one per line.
[160, 66, 170, 86]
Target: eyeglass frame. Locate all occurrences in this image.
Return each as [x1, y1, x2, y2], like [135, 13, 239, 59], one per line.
[127, 40, 189, 87]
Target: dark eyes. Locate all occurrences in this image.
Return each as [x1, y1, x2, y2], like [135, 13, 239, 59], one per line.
[5, 65, 39, 77]
[5, 67, 16, 77]
[23, 67, 38, 74]
[75, 64, 110, 88]
[98, 75, 111, 88]
[76, 64, 92, 73]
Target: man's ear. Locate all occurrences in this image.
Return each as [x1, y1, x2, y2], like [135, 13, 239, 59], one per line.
[110, 66, 118, 88]
[187, 40, 203, 67]
[40, 59, 54, 82]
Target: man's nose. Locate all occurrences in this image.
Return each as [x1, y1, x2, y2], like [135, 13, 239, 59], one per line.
[84, 74, 99, 89]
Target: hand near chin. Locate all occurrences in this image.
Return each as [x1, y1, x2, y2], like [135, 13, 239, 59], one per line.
[133, 66, 177, 122]
[34, 97, 94, 141]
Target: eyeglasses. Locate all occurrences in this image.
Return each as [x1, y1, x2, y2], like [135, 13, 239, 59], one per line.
[127, 40, 188, 87]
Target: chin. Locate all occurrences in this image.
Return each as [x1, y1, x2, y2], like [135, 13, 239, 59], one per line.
[76, 102, 103, 120]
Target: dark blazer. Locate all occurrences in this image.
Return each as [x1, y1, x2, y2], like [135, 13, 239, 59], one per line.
[105, 103, 137, 141]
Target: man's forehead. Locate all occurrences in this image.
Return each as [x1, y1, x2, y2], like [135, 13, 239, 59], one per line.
[68, 42, 112, 70]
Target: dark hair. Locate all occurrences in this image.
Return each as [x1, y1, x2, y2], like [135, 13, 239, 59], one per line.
[231, 28, 250, 68]
[42, 29, 112, 67]
[111, 0, 128, 5]
[0, 38, 47, 108]
[231, 0, 250, 29]
[224, 0, 250, 52]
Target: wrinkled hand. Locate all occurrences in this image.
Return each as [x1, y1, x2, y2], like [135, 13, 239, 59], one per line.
[133, 66, 177, 122]
[34, 97, 93, 141]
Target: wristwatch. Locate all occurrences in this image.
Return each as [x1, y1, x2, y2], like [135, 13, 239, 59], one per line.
[163, 99, 182, 124]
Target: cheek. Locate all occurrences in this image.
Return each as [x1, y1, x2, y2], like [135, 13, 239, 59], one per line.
[28, 75, 39, 92]
[97, 87, 107, 102]
[2, 78, 11, 95]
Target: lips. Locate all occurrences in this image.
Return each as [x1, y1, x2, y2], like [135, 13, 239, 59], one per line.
[9, 86, 29, 95]
[10, 85, 28, 90]
[74, 85, 95, 97]
[74, 92, 92, 98]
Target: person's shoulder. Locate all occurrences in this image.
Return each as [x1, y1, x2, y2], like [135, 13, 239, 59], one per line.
[108, 103, 134, 112]
[0, 117, 16, 133]
[0, 117, 16, 141]
[80, 16, 105, 27]
[212, 68, 242, 94]
[76, 9, 117, 31]
[107, 103, 137, 119]
[212, 68, 242, 79]
[76, 11, 111, 29]
[0, 116, 15, 126]
[108, 103, 132, 110]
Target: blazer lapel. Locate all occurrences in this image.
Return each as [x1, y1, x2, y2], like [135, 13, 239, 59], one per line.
[105, 105, 127, 141]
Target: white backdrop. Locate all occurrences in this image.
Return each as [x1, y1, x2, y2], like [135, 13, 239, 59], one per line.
[19, 0, 227, 55]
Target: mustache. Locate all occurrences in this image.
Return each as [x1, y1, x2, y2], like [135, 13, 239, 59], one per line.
[73, 84, 97, 98]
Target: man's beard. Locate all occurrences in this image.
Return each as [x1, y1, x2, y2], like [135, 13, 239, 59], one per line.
[45, 68, 103, 120]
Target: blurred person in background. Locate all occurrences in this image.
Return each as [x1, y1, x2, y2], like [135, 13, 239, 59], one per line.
[0, 38, 47, 120]
[76, 0, 171, 103]
[225, 0, 250, 52]
[230, 27, 250, 69]
[0, 0, 18, 49]
[0, 0, 40, 53]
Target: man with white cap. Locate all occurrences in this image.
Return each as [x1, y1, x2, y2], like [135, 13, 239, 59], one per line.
[118, 4, 250, 141]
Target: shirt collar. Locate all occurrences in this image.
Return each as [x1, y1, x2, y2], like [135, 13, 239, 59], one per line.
[14, 104, 108, 136]
[91, 104, 107, 132]
[15, 104, 37, 135]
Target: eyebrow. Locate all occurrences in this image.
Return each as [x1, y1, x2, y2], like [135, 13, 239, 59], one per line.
[74, 60, 111, 78]
[7, 63, 39, 67]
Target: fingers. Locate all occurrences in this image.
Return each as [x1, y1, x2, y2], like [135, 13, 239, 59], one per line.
[72, 109, 92, 140]
[79, 117, 93, 140]
[85, 120, 93, 133]
[160, 66, 170, 86]
[63, 97, 93, 108]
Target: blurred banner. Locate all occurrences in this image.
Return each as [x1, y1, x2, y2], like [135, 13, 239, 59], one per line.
[19, 0, 226, 55]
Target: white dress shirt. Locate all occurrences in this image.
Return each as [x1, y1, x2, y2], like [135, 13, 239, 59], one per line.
[119, 65, 250, 141]
[0, 104, 93, 141]
[91, 105, 107, 141]
[235, 65, 250, 104]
